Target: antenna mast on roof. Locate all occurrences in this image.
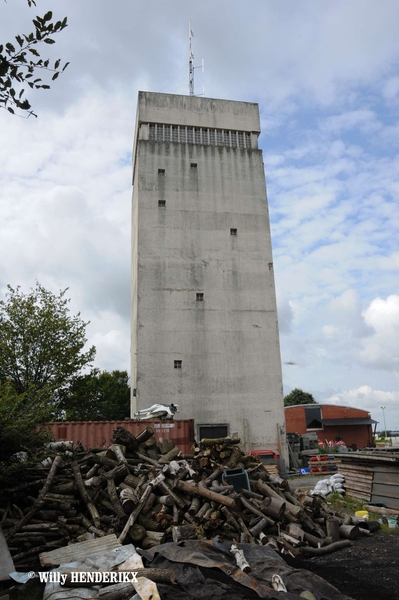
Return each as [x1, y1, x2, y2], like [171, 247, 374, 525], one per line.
[189, 20, 204, 96]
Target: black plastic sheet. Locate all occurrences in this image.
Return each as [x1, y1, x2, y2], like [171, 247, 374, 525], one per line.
[139, 540, 353, 600]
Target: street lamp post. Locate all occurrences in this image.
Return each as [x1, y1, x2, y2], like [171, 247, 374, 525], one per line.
[381, 406, 387, 438]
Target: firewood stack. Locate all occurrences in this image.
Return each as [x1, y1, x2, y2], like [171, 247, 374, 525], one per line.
[0, 427, 377, 569]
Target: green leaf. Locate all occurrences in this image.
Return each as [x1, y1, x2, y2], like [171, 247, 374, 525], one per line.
[7, 107, 14, 114]
[0, 61, 9, 77]
[19, 89, 25, 99]
[29, 48, 40, 57]
[52, 72, 59, 81]
[15, 36, 24, 48]
[54, 59, 60, 70]
[5, 43, 16, 54]
[41, 84, 50, 89]
[61, 17, 68, 28]
[62, 62, 70, 72]
[43, 59, 49, 68]
[10, 88, 15, 97]
[43, 39, 55, 45]
[43, 11, 53, 21]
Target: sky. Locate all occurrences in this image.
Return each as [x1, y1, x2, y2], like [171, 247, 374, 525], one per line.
[1, 0, 398, 433]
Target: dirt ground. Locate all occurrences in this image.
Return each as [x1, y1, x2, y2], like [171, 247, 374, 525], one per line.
[285, 473, 399, 600]
[283, 530, 399, 600]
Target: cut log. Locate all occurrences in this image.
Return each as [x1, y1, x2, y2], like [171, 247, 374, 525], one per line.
[230, 543, 251, 573]
[239, 496, 274, 526]
[172, 524, 197, 542]
[260, 497, 286, 520]
[5, 455, 63, 540]
[256, 480, 303, 518]
[107, 478, 126, 519]
[128, 524, 146, 543]
[159, 447, 182, 464]
[72, 462, 102, 529]
[141, 531, 165, 550]
[200, 437, 241, 447]
[301, 540, 352, 557]
[159, 439, 175, 455]
[339, 525, 360, 540]
[112, 426, 139, 451]
[177, 481, 236, 508]
[135, 427, 155, 445]
[227, 447, 243, 468]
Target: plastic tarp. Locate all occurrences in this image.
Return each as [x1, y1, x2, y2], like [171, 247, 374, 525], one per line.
[43, 544, 138, 600]
[139, 540, 354, 600]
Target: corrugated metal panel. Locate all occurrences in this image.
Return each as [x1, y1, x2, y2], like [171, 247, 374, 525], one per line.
[46, 419, 195, 455]
[39, 534, 120, 567]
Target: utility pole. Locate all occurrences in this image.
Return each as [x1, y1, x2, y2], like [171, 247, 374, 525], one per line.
[381, 406, 387, 438]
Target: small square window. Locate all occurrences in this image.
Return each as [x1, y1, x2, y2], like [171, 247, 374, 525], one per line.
[191, 163, 197, 169]
[196, 293, 204, 301]
[230, 228, 237, 236]
[158, 200, 166, 207]
[158, 168, 165, 175]
[174, 360, 182, 369]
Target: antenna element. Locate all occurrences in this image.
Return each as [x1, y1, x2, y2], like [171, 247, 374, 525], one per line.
[189, 21, 204, 96]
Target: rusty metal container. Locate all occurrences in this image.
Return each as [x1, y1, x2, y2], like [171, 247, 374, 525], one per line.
[46, 420, 195, 455]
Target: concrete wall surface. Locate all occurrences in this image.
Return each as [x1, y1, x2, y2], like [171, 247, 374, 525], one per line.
[131, 92, 287, 460]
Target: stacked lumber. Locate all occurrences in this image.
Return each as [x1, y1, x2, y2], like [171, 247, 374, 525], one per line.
[339, 450, 399, 508]
[0, 428, 378, 569]
[338, 463, 373, 500]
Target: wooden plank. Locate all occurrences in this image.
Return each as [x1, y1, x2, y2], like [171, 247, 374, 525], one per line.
[345, 489, 371, 500]
[373, 473, 399, 486]
[345, 483, 372, 493]
[39, 534, 121, 567]
[372, 482, 399, 497]
[339, 464, 375, 472]
[371, 494, 399, 510]
[373, 466, 399, 475]
[344, 474, 373, 481]
[344, 478, 373, 486]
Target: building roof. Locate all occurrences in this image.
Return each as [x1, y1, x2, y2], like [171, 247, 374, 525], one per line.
[322, 418, 377, 426]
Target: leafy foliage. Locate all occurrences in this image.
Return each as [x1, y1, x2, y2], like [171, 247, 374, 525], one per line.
[59, 369, 130, 421]
[284, 387, 318, 406]
[0, 282, 96, 397]
[0, 381, 52, 463]
[0, 2, 68, 117]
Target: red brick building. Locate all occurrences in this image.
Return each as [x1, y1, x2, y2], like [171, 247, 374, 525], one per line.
[285, 404, 376, 450]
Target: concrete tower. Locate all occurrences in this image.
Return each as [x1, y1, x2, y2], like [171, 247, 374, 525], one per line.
[131, 92, 287, 460]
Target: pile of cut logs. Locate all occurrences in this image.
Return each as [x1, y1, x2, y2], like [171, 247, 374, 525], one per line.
[0, 427, 377, 569]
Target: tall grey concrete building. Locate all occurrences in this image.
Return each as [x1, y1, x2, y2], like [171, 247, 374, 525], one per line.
[131, 91, 287, 459]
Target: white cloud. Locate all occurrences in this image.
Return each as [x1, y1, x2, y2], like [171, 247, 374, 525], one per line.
[360, 296, 399, 370]
[383, 76, 399, 101]
[323, 386, 399, 431]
